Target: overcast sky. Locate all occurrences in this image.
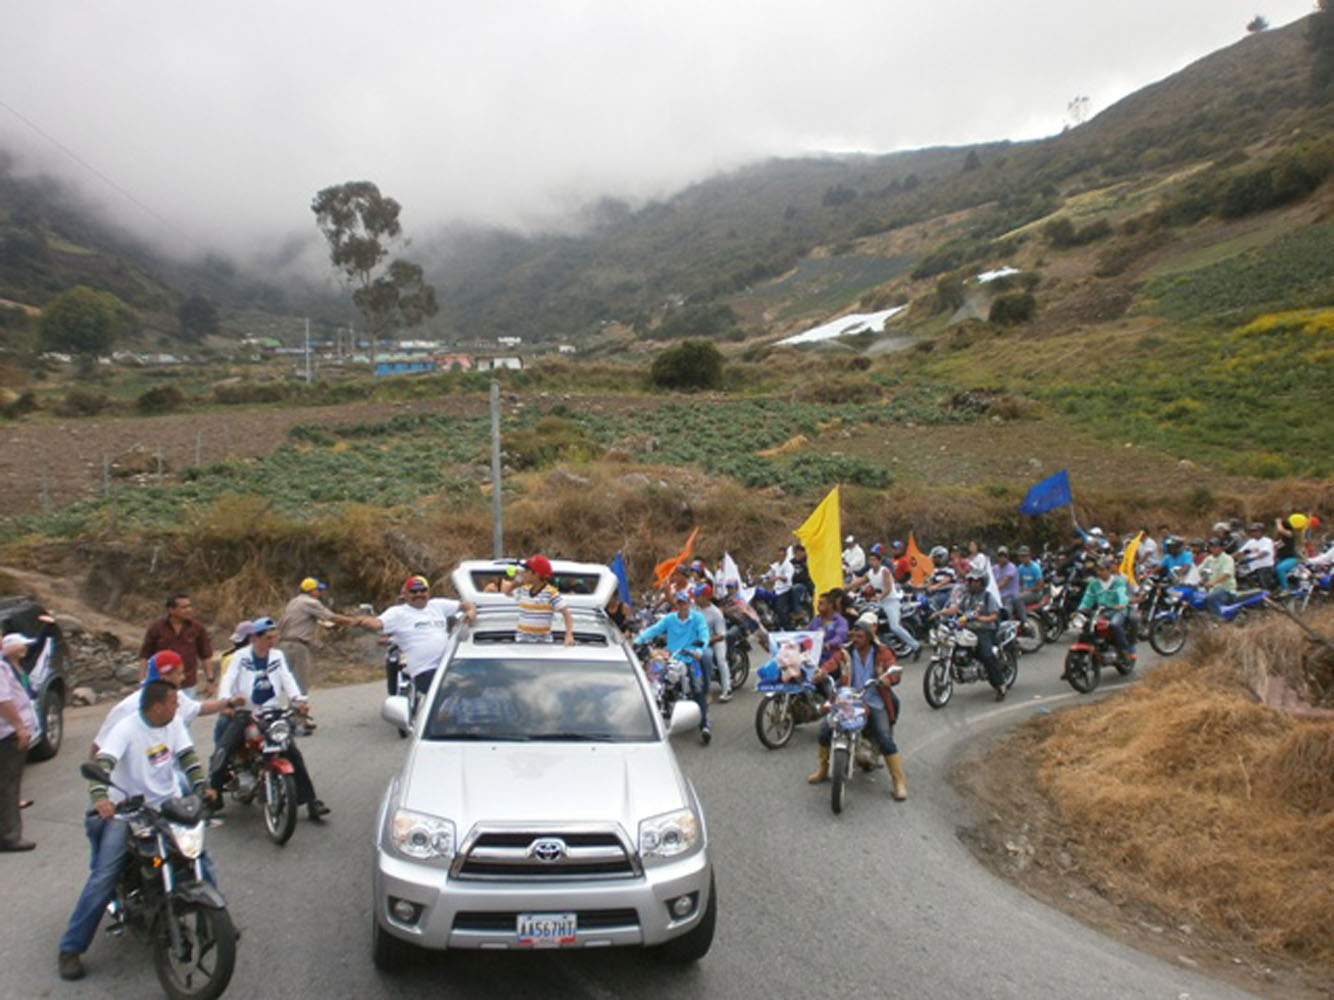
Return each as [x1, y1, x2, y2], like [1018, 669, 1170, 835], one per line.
[0, 1, 1318, 264]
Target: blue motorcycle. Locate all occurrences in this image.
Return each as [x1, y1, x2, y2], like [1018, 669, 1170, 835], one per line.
[1284, 563, 1333, 616]
[826, 676, 891, 815]
[1148, 584, 1267, 656]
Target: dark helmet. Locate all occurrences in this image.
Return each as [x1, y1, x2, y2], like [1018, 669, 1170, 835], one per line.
[1164, 535, 1181, 551]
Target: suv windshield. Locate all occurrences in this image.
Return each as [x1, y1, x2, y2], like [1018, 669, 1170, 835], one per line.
[422, 658, 658, 743]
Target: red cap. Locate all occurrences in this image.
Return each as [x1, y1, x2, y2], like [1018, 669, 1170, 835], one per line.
[523, 554, 554, 580]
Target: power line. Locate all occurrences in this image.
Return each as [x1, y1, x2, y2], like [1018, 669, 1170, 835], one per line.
[0, 95, 202, 250]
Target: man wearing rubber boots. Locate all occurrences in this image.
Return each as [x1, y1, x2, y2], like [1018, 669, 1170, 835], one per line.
[806, 613, 907, 800]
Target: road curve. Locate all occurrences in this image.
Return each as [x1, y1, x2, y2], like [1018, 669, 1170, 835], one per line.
[4, 640, 1259, 1000]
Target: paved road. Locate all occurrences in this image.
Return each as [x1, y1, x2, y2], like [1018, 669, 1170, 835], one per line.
[3, 640, 1259, 999]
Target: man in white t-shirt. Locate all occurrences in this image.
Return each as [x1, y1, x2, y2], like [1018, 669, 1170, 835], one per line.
[356, 575, 477, 695]
[1234, 521, 1277, 589]
[842, 535, 866, 577]
[57, 680, 217, 981]
[91, 651, 241, 759]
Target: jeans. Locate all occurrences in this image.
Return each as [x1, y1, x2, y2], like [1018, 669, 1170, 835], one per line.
[1276, 557, 1299, 591]
[210, 716, 318, 805]
[818, 699, 897, 755]
[880, 596, 919, 651]
[773, 590, 796, 629]
[702, 646, 730, 696]
[1108, 610, 1134, 654]
[60, 812, 218, 956]
[688, 656, 710, 731]
[974, 628, 1006, 692]
[1205, 590, 1236, 619]
[1003, 594, 1027, 625]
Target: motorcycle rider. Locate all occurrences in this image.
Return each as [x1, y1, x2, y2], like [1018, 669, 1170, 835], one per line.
[92, 651, 242, 759]
[634, 592, 712, 745]
[993, 546, 1024, 624]
[1016, 546, 1044, 610]
[926, 545, 957, 611]
[807, 589, 849, 672]
[1274, 516, 1303, 592]
[842, 535, 866, 578]
[209, 617, 329, 821]
[356, 575, 477, 696]
[1075, 557, 1135, 663]
[1158, 536, 1194, 579]
[805, 612, 907, 800]
[1198, 537, 1238, 618]
[692, 583, 732, 703]
[57, 680, 219, 982]
[766, 545, 797, 629]
[851, 544, 921, 659]
[943, 569, 1009, 701]
[1235, 522, 1277, 590]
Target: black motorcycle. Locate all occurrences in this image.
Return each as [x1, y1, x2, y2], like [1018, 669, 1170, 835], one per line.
[722, 623, 751, 690]
[80, 763, 238, 1000]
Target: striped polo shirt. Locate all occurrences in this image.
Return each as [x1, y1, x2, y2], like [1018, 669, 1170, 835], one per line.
[514, 584, 565, 641]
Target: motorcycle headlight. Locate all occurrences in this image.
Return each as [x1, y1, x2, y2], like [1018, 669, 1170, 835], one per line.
[638, 808, 701, 864]
[266, 719, 292, 744]
[169, 822, 205, 860]
[388, 808, 455, 863]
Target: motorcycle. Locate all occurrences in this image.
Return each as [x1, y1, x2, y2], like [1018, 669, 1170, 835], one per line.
[753, 672, 827, 749]
[216, 708, 303, 845]
[80, 762, 237, 1000]
[640, 647, 694, 724]
[1284, 563, 1333, 616]
[721, 623, 751, 690]
[851, 592, 928, 659]
[922, 615, 1020, 709]
[1063, 609, 1136, 693]
[826, 676, 893, 815]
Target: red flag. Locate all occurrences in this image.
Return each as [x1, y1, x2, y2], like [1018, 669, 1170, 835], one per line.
[653, 527, 700, 586]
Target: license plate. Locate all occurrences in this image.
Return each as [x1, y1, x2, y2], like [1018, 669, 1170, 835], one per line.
[516, 912, 577, 946]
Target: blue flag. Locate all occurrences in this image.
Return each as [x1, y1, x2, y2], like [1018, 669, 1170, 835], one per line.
[1018, 469, 1072, 516]
[609, 552, 633, 607]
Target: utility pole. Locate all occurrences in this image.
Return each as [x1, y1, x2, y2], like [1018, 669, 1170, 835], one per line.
[304, 317, 312, 383]
[490, 379, 503, 557]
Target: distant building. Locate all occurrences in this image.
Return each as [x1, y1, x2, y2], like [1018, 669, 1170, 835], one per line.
[475, 356, 523, 372]
[557, 344, 577, 355]
[497, 336, 522, 347]
[375, 358, 438, 376]
[436, 353, 473, 371]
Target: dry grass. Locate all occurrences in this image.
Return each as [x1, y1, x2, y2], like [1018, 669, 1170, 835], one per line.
[1033, 611, 1334, 963]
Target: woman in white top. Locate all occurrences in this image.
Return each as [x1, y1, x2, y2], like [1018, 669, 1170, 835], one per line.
[851, 545, 921, 657]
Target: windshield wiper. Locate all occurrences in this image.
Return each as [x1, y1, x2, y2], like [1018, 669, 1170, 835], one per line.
[528, 732, 618, 742]
[428, 732, 531, 742]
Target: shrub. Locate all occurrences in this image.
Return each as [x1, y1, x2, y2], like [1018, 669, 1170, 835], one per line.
[2, 390, 39, 419]
[935, 275, 966, 313]
[989, 292, 1037, 325]
[214, 381, 289, 404]
[55, 387, 110, 417]
[649, 339, 723, 390]
[1044, 217, 1113, 248]
[503, 416, 603, 469]
[136, 385, 186, 414]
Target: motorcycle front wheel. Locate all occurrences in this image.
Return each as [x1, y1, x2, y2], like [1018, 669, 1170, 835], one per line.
[152, 902, 237, 1000]
[1064, 649, 1100, 693]
[1016, 619, 1043, 654]
[728, 645, 750, 689]
[923, 658, 953, 709]
[263, 770, 298, 846]
[1149, 614, 1188, 656]
[755, 694, 795, 749]
[1039, 609, 1065, 644]
[1000, 645, 1019, 687]
[831, 745, 850, 815]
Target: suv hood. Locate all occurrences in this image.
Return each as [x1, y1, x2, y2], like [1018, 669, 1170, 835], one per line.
[401, 742, 690, 835]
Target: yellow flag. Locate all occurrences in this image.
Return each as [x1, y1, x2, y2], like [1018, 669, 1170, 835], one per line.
[1119, 530, 1143, 587]
[795, 486, 841, 600]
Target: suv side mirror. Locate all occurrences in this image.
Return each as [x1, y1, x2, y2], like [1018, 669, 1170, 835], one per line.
[667, 700, 701, 737]
[382, 696, 411, 732]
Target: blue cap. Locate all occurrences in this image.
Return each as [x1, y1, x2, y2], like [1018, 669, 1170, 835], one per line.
[869, 543, 884, 556]
[251, 616, 277, 635]
[673, 590, 691, 602]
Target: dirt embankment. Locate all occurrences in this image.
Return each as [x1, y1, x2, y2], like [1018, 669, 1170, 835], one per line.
[954, 612, 1334, 1000]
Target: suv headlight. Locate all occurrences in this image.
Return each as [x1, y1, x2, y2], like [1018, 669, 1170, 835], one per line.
[638, 808, 701, 863]
[388, 808, 455, 863]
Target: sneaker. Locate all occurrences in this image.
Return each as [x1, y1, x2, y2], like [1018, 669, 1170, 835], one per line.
[57, 952, 85, 981]
[307, 800, 331, 821]
[699, 728, 712, 746]
[717, 691, 733, 703]
[910, 646, 923, 662]
[0, 839, 35, 852]
[994, 686, 1008, 702]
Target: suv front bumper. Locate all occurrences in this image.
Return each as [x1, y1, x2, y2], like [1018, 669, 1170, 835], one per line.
[373, 846, 712, 950]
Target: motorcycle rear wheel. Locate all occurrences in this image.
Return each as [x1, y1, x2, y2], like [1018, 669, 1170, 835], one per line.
[152, 902, 237, 1000]
[1039, 610, 1065, 644]
[1016, 619, 1044, 654]
[1000, 646, 1019, 688]
[1065, 650, 1100, 693]
[727, 645, 750, 689]
[923, 659, 953, 709]
[1149, 615, 1188, 656]
[263, 771, 298, 846]
[755, 695, 795, 749]
[831, 746, 850, 815]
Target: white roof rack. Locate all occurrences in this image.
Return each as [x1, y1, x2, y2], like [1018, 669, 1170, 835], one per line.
[450, 559, 618, 610]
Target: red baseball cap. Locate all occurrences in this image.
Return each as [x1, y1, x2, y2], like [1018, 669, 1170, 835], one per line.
[522, 554, 554, 580]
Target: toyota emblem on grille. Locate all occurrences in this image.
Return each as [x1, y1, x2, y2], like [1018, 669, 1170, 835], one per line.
[530, 838, 567, 863]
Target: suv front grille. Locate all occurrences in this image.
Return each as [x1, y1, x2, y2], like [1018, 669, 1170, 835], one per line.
[452, 908, 640, 933]
[453, 829, 639, 880]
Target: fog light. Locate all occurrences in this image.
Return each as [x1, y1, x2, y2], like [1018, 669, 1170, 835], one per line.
[670, 894, 695, 918]
[390, 898, 420, 924]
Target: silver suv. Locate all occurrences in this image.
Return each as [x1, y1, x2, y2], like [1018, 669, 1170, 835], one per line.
[371, 560, 716, 967]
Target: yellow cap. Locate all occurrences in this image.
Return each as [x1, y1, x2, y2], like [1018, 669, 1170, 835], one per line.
[300, 577, 320, 592]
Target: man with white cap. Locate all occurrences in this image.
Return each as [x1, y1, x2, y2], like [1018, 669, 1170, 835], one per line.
[277, 576, 360, 697]
[842, 535, 866, 577]
[1, 632, 41, 851]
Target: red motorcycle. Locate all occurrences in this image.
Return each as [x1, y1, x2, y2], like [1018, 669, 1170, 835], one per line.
[220, 708, 302, 845]
[1062, 608, 1135, 693]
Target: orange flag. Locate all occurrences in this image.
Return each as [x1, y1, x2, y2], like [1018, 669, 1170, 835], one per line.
[905, 532, 932, 586]
[653, 526, 700, 586]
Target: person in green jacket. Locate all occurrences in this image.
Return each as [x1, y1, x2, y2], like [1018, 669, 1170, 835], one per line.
[1077, 557, 1135, 660]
